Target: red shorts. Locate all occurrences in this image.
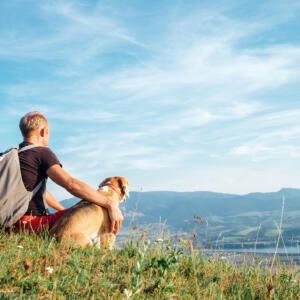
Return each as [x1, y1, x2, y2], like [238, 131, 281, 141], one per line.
[14, 209, 69, 234]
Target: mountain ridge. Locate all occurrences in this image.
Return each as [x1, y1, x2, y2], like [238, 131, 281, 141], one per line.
[54, 188, 300, 225]
[52, 188, 300, 243]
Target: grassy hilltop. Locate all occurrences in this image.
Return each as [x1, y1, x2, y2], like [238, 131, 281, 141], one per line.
[0, 230, 299, 299]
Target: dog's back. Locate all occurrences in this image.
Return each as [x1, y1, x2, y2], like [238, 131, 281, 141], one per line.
[49, 200, 110, 246]
[49, 176, 129, 248]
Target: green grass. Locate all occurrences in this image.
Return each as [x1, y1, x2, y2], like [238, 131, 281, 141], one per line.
[0, 230, 299, 299]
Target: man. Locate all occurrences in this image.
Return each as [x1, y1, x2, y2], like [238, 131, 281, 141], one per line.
[14, 111, 123, 234]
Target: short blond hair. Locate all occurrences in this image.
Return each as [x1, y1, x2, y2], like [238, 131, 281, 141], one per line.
[19, 111, 48, 138]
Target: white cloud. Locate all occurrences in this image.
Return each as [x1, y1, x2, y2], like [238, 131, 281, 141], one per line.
[0, 1, 144, 64]
[229, 108, 300, 161]
[2, 1, 300, 194]
[50, 110, 119, 122]
[3, 83, 41, 98]
[231, 144, 300, 161]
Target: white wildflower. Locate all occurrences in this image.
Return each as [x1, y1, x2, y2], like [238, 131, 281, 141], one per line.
[123, 289, 132, 299]
[135, 262, 140, 271]
[17, 245, 23, 249]
[45, 267, 53, 274]
[155, 238, 163, 243]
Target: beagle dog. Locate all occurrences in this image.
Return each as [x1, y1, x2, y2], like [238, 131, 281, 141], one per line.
[49, 176, 129, 248]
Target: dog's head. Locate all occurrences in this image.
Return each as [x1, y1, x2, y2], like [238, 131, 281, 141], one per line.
[98, 176, 129, 202]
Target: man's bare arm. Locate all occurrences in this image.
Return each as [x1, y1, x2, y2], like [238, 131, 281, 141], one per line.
[46, 164, 123, 234]
[46, 190, 65, 211]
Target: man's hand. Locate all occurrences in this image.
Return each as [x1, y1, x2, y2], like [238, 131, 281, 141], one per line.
[107, 203, 124, 235]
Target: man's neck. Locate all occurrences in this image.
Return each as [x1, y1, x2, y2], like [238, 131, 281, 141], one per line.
[23, 137, 45, 147]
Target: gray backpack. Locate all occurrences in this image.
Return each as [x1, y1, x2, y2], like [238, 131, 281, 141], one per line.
[0, 145, 45, 228]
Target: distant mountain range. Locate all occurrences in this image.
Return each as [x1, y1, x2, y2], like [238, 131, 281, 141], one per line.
[54, 188, 300, 245]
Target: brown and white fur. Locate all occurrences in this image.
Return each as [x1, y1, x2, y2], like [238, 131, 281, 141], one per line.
[49, 176, 129, 248]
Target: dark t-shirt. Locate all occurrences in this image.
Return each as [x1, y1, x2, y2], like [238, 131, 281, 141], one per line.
[18, 142, 62, 216]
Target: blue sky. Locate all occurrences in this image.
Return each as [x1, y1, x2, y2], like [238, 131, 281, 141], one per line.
[1, 0, 300, 199]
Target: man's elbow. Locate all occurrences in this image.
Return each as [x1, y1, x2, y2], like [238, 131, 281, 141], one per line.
[65, 177, 82, 195]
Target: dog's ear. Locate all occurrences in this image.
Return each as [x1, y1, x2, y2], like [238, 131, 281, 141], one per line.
[98, 177, 111, 188]
[117, 177, 129, 198]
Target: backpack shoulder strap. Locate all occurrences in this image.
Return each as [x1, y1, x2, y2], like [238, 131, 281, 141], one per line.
[32, 179, 45, 196]
[18, 144, 45, 195]
[18, 144, 40, 153]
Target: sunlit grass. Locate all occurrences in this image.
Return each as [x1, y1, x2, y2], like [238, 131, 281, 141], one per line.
[0, 230, 299, 299]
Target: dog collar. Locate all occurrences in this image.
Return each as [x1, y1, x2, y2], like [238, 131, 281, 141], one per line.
[100, 183, 121, 197]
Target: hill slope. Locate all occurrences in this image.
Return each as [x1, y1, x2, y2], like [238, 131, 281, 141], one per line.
[56, 188, 300, 243]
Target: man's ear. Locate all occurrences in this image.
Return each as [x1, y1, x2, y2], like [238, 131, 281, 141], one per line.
[40, 127, 46, 137]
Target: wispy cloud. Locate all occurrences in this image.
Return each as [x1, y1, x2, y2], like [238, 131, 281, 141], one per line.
[1, 0, 300, 194]
[232, 144, 300, 161]
[0, 1, 145, 63]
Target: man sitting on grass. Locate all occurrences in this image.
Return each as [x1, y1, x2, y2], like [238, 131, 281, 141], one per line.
[14, 111, 123, 234]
